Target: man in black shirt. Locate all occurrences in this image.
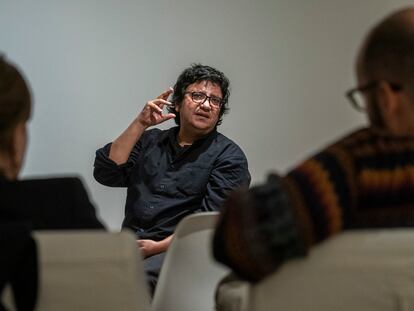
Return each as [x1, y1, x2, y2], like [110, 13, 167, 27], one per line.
[94, 64, 250, 293]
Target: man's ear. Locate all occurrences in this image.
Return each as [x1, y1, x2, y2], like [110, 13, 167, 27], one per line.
[174, 102, 180, 113]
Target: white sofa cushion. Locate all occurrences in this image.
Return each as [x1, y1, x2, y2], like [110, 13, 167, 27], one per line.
[3, 230, 150, 311]
[249, 230, 414, 311]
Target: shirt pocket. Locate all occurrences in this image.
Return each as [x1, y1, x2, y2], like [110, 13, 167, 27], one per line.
[134, 152, 161, 185]
[176, 164, 210, 196]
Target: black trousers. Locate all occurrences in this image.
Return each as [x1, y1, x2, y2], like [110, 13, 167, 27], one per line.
[143, 252, 166, 297]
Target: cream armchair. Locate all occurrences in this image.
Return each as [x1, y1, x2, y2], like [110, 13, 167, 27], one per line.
[218, 230, 414, 311]
[4, 230, 151, 311]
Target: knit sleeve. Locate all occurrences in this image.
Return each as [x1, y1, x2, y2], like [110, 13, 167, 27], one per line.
[213, 174, 307, 282]
[285, 146, 354, 245]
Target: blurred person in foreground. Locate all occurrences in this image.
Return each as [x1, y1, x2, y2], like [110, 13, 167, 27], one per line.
[213, 7, 414, 284]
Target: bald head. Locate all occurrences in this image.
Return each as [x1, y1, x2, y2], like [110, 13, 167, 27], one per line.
[357, 7, 414, 98]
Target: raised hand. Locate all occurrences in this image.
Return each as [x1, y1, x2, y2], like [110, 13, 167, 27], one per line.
[137, 88, 176, 128]
[108, 88, 177, 165]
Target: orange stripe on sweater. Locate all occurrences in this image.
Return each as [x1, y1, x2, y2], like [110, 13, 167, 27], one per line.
[298, 160, 343, 235]
[359, 166, 414, 192]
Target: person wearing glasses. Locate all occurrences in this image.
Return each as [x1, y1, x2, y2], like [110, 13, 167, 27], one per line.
[213, 6, 414, 285]
[93, 64, 250, 294]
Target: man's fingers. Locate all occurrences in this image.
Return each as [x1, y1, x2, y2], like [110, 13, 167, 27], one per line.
[148, 99, 173, 109]
[162, 113, 176, 121]
[139, 99, 175, 127]
[147, 101, 163, 113]
[147, 100, 175, 119]
[155, 99, 174, 106]
[156, 87, 174, 100]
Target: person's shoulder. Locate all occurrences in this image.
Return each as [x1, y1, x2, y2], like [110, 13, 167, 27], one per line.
[287, 127, 373, 175]
[212, 132, 248, 162]
[144, 127, 163, 135]
[17, 176, 89, 196]
[19, 175, 83, 187]
[334, 127, 372, 144]
[215, 132, 245, 151]
[282, 128, 362, 168]
[141, 127, 169, 143]
[1, 176, 104, 230]
[324, 127, 379, 153]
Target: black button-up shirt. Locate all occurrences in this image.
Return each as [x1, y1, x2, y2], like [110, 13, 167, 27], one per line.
[93, 127, 250, 240]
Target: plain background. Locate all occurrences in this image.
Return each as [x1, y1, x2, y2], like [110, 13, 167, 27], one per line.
[1, 0, 412, 230]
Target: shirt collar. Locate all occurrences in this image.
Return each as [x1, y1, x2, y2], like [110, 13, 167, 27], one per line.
[164, 126, 218, 147]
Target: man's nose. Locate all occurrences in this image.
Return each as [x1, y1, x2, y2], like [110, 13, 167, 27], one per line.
[200, 99, 212, 111]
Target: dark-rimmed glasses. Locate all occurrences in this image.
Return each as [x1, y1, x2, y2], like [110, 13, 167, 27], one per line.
[185, 92, 223, 109]
[346, 81, 403, 112]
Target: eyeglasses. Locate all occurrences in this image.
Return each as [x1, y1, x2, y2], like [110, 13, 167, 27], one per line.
[185, 92, 223, 109]
[346, 80, 403, 112]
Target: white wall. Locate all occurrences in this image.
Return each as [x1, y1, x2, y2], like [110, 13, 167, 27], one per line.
[1, 0, 412, 230]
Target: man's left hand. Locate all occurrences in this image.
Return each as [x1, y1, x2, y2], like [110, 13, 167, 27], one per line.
[137, 239, 161, 258]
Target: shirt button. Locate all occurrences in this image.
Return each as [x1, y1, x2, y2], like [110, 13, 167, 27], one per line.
[160, 184, 166, 189]
[170, 164, 175, 168]
[149, 205, 154, 209]
[139, 228, 144, 232]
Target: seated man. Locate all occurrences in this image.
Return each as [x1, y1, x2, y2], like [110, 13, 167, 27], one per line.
[0, 56, 105, 310]
[93, 64, 250, 293]
[213, 7, 414, 283]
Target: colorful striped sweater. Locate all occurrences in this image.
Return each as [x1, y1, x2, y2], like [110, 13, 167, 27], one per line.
[213, 127, 414, 282]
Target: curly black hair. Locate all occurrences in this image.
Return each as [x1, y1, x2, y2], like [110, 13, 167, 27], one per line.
[168, 64, 230, 126]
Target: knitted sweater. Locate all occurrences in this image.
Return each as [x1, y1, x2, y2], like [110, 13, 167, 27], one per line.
[213, 127, 414, 282]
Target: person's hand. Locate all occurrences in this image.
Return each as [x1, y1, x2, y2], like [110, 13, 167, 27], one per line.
[136, 88, 176, 128]
[137, 239, 161, 258]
